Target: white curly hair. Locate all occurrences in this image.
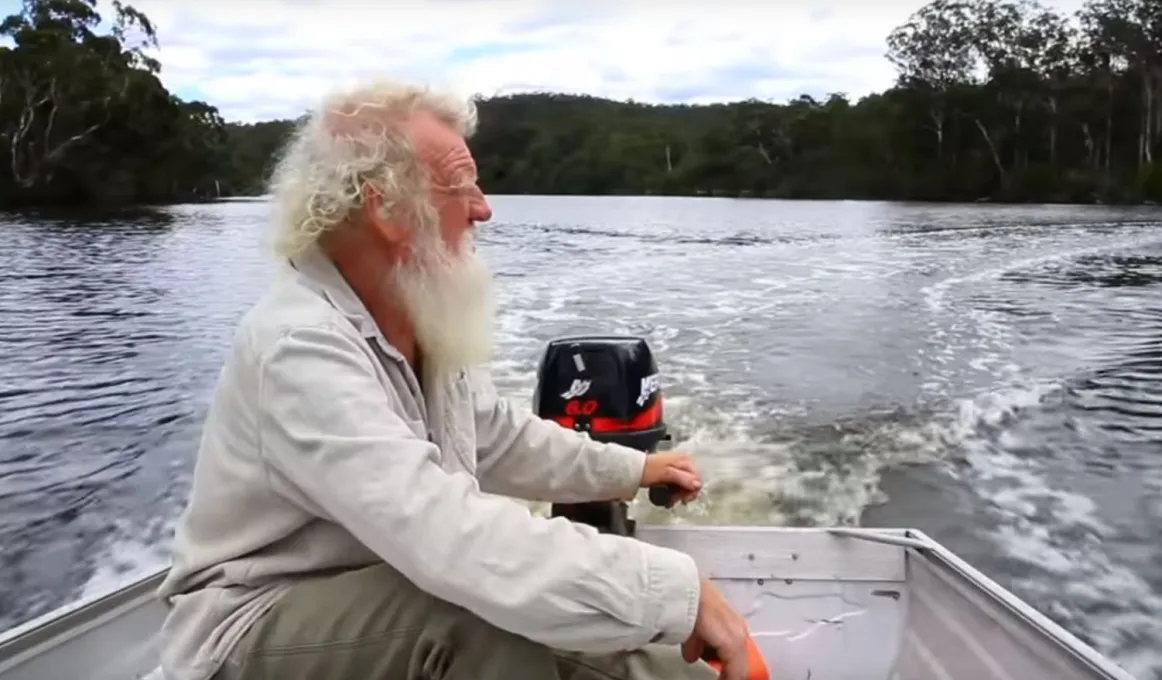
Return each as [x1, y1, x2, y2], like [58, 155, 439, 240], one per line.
[266, 78, 478, 259]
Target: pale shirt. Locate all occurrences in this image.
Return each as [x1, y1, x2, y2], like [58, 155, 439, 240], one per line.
[155, 246, 701, 680]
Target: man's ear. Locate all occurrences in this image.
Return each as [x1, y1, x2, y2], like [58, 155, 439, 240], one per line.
[361, 185, 411, 246]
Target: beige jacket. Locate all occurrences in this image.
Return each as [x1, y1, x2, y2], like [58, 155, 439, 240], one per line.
[156, 246, 701, 680]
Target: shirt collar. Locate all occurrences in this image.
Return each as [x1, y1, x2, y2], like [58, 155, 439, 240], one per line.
[287, 244, 405, 363]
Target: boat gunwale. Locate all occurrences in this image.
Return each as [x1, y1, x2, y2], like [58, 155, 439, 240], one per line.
[831, 527, 1137, 680]
[0, 570, 166, 673]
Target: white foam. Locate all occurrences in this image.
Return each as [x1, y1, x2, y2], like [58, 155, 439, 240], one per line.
[930, 341, 1162, 678]
[79, 535, 170, 603]
[964, 429, 1162, 676]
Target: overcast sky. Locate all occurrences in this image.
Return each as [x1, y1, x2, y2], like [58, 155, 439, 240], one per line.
[25, 0, 1088, 122]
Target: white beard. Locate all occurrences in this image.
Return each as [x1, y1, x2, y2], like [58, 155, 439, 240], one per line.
[393, 231, 495, 380]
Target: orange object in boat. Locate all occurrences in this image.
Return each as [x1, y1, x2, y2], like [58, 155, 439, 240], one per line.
[703, 636, 771, 680]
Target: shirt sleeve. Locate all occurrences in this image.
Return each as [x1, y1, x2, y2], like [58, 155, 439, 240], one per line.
[471, 367, 647, 503]
[255, 324, 700, 652]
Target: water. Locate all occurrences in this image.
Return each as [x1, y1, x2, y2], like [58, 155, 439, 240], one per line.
[1, 197, 1160, 677]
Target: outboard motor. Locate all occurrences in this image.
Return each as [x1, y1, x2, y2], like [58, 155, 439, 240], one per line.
[532, 335, 673, 536]
[533, 335, 775, 680]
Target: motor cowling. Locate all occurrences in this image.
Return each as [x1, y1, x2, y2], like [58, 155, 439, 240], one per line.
[532, 335, 671, 535]
[533, 335, 667, 452]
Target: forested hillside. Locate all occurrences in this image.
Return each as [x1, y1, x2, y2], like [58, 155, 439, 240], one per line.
[1, 0, 1159, 207]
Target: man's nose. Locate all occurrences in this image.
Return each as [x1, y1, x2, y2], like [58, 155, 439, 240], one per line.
[471, 192, 492, 223]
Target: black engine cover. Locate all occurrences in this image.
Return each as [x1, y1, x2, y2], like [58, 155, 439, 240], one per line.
[532, 335, 666, 453]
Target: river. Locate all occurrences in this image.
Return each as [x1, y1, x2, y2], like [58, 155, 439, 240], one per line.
[1, 196, 1160, 678]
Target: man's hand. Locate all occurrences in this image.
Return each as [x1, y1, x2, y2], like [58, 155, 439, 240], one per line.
[683, 576, 753, 680]
[639, 451, 702, 506]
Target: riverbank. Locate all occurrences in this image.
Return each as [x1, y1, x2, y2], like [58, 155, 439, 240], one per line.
[1, 189, 1159, 214]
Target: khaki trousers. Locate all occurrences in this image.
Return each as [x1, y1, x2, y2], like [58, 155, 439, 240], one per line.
[213, 563, 719, 680]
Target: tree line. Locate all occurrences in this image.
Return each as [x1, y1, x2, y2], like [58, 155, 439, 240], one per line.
[1, 0, 1159, 209]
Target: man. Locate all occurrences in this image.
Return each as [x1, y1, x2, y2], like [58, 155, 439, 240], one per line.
[157, 78, 752, 680]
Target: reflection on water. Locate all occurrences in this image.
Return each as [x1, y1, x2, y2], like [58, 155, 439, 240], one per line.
[0, 197, 1160, 678]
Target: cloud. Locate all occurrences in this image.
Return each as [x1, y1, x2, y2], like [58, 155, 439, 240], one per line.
[98, 0, 1085, 123]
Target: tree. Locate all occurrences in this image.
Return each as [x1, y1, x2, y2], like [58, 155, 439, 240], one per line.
[0, 0, 232, 206]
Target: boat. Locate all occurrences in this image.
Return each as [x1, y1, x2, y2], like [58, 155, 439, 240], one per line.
[0, 335, 1141, 680]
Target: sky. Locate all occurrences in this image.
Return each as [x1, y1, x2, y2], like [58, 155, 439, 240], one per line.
[15, 0, 1088, 123]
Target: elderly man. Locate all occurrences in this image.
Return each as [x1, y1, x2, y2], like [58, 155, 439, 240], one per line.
[156, 78, 752, 680]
